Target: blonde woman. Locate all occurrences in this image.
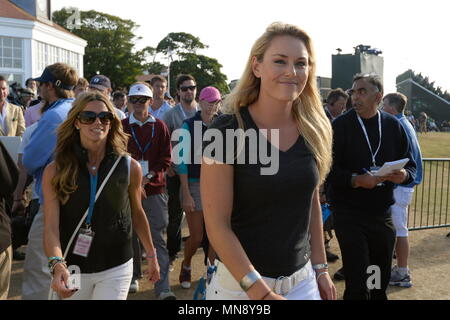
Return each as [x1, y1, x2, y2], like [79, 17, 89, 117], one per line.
[201, 22, 336, 300]
[42, 92, 159, 300]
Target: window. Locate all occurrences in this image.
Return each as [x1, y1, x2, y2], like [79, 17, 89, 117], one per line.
[0, 73, 23, 85]
[36, 41, 80, 74]
[0, 36, 23, 69]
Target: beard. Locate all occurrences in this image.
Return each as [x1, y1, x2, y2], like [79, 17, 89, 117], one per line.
[181, 96, 194, 104]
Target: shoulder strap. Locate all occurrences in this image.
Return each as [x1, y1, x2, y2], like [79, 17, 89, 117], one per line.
[126, 155, 131, 186]
[62, 155, 123, 259]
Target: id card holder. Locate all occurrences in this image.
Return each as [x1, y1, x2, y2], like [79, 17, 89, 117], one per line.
[139, 160, 149, 176]
[73, 228, 95, 258]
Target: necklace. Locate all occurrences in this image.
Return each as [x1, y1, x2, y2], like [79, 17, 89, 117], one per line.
[89, 161, 99, 172]
[88, 152, 104, 173]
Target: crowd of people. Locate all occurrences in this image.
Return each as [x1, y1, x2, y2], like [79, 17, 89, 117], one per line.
[0, 22, 423, 301]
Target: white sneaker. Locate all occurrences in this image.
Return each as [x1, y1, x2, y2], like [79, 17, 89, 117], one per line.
[129, 280, 139, 293]
[158, 291, 177, 300]
[389, 266, 412, 288]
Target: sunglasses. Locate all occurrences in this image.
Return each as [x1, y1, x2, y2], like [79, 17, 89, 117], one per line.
[129, 96, 151, 104]
[206, 100, 222, 107]
[77, 111, 114, 125]
[180, 86, 196, 92]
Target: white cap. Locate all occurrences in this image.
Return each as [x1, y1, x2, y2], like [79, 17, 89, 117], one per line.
[128, 83, 153, 98]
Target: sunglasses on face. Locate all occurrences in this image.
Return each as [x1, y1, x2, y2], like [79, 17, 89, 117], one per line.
[180, 86, 196, 92]
[77, 111, 114, 125]
[209, 100, 222, 107]
[129, 96, 151, 104]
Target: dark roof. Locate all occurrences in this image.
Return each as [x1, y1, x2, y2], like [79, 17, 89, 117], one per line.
[0, 0, 85, 41]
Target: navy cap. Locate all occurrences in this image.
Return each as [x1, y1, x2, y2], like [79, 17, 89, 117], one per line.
[89, 75, 111, 91]
[164, 91, 173, 99]
[33, 67, 75, 90]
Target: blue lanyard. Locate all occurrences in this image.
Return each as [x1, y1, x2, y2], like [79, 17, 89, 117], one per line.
[131, 125, 155, 159]
[87, 173, 98, 227]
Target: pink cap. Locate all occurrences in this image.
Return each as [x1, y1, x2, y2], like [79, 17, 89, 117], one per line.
[199, 86, 221, 103]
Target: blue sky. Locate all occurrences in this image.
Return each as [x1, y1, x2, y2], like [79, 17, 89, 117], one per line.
[54, 0, 450, 94]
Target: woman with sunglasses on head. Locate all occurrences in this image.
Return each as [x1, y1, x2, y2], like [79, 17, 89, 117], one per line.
[42, 92, 160, 300]
[201, 23, 336, 300]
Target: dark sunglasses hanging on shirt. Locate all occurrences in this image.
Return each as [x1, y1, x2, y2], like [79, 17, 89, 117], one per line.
[77, 111, 114, 125]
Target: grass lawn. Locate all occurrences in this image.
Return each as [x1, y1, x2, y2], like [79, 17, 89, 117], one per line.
[417, 132, 450, 158]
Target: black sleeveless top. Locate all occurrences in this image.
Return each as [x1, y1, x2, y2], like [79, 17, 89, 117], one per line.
[203, 107, 319, 278]
[59, 143, 132, 273]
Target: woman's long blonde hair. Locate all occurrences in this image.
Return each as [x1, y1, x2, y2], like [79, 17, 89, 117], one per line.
[223, 22, 332, 184]
[52, 91, 129, 204]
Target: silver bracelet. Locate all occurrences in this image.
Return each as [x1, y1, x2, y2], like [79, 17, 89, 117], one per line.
[239, 270, 262, 292]
[316, 271, 329, 281]
[312, 263, 328, 270]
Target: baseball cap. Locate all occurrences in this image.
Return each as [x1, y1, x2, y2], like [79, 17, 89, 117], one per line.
[199, 86, 221, 103]
[33, 67, 75, 90]
[20, 88, 35, 96]
[128, 83, 153, 98]
[164, 91, 173, 100]
[89, 75, 111, 91]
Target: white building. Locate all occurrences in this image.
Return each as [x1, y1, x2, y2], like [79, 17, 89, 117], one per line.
[0, 0, 86, 85]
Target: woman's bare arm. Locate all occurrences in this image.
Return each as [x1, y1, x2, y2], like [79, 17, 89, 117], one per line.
[309, 187, 336, 300]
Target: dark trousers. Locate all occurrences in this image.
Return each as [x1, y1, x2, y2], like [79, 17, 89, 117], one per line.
[334, 209, 396, 300]
[166, 174, 183, 258]
[11, 199, 40, 250]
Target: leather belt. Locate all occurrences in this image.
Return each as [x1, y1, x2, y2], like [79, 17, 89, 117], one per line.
[215, 260, 313, 296]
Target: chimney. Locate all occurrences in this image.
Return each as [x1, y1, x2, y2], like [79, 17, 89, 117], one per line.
[9, 0, 52, 21]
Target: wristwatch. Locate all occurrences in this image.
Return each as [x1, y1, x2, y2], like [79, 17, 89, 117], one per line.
[145, 172, 154, 180]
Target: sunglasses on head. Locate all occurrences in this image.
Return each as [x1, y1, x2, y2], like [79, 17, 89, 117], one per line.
[129, 96, 151, 104]
[77, 111, 114, 125]
[180, 85, 196, 92]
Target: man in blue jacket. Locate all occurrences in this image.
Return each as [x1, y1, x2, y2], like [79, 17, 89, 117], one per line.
[382, 93, 423, 288]
[22, 63, 78, 300]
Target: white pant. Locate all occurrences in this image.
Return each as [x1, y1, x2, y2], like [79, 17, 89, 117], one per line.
[206, 260, 321, 300]
[391, 187, 414, 237]
[63, 259, 133, 300]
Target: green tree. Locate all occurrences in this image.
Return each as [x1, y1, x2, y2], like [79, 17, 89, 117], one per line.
[169, 53, 229, 95]
[53, 9, 147, 89]
[147, 32, 229, 96]
[156, 32, 207, 56]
